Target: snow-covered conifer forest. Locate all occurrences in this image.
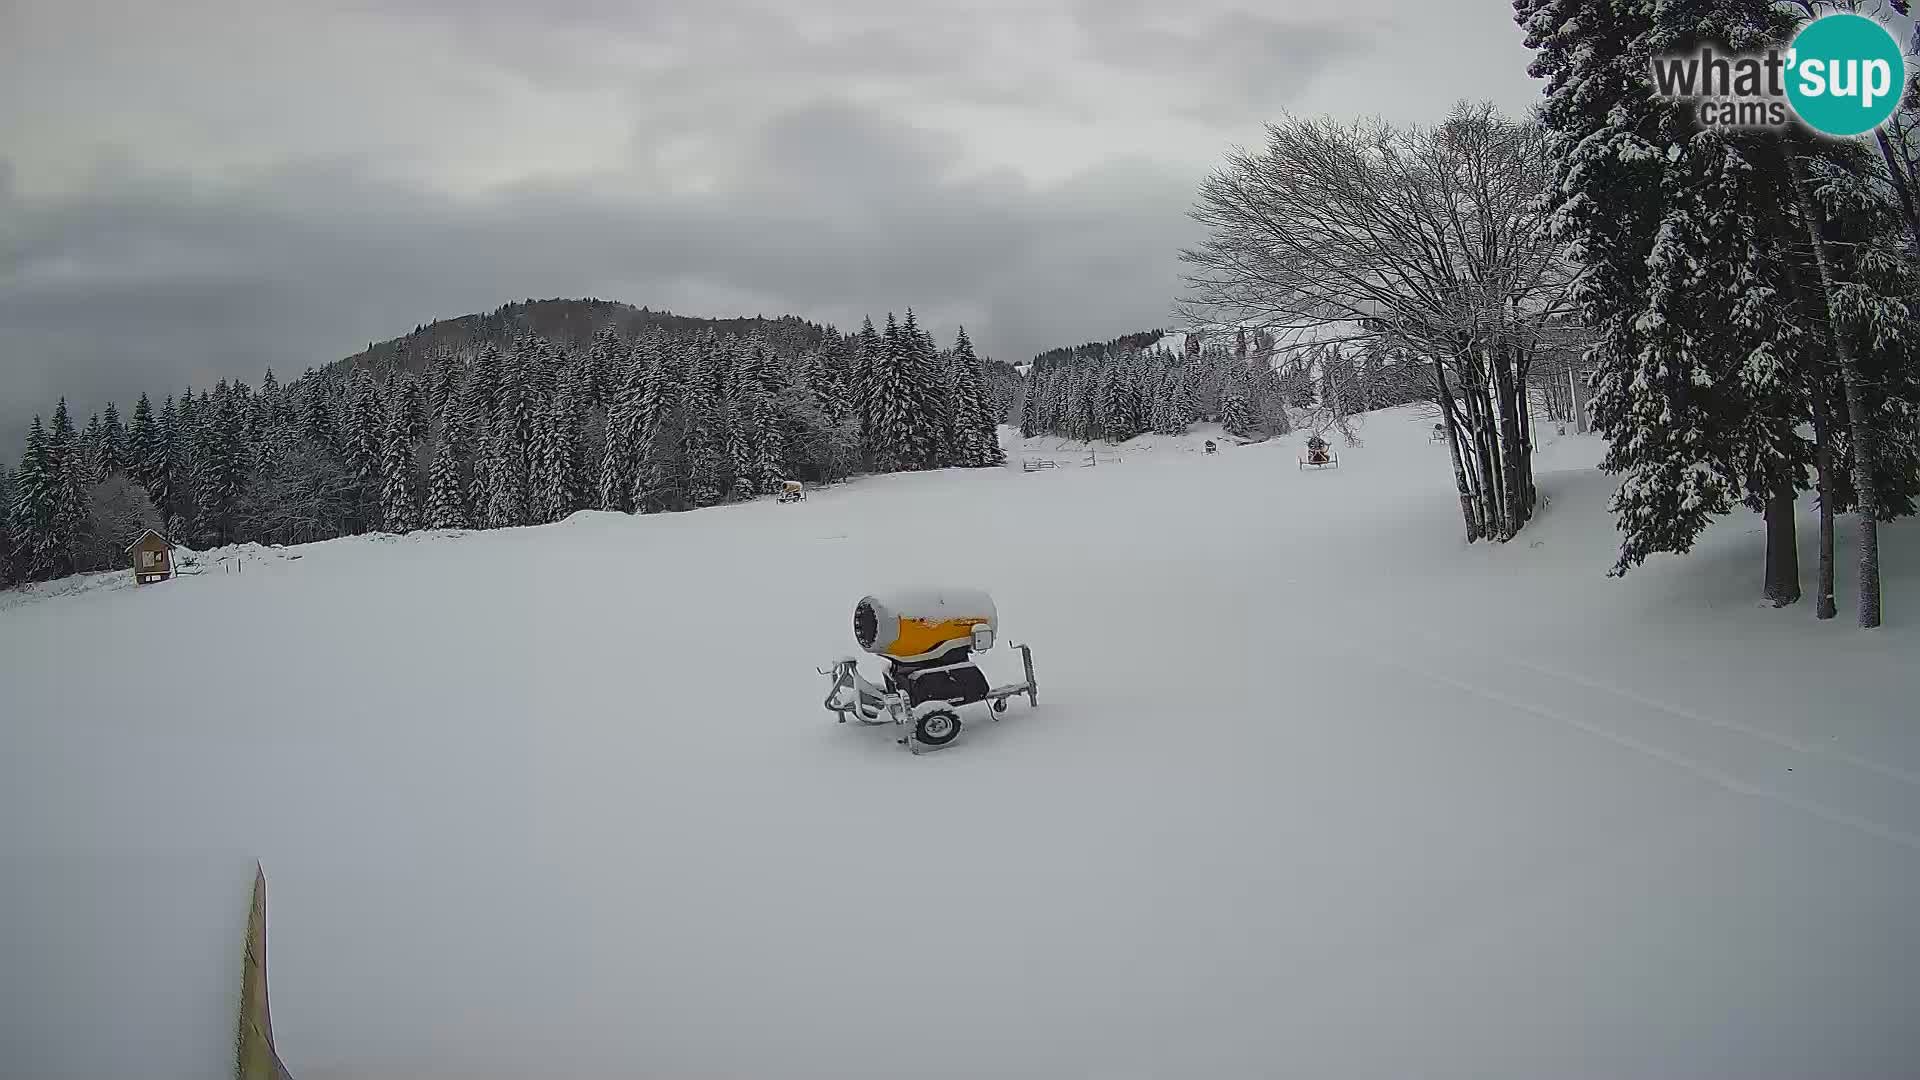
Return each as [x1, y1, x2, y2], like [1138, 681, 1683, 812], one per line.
[6, 2, 1920, 1079]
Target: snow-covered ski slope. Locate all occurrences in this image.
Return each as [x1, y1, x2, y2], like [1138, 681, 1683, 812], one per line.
[4, 408, 1916, 1080]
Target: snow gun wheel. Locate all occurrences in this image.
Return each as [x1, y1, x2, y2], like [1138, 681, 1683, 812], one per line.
[914, 708, 962, 747]
[992, 698, 1008, 714]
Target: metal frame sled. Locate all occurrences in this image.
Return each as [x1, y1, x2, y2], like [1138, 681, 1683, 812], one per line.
[820, 643, 1038, 755]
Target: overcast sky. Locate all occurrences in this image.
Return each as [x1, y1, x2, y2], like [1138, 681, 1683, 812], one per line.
[0, 0, 1540, 446]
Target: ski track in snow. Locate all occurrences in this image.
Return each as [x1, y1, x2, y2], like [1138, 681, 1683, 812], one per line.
[1357, 644, 1920, 855]
[1394, 625, 1920, 790]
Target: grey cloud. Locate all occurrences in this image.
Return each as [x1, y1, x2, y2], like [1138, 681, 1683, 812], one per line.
[1070, 2, 1372, 121]
[0, 98, 1197, 448]
[0, 0, 1537, 454]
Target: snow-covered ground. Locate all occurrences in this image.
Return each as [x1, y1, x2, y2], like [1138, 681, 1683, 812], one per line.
[3, 407, 1916, 1080]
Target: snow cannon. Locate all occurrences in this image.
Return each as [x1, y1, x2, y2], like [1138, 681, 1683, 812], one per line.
[821, 587, 1038, 754]
[853, 588, 997, 662]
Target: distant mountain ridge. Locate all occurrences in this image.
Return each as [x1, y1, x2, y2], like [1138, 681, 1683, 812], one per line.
[323, 298, 838, 377]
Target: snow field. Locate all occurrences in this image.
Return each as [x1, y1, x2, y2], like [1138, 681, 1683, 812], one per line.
[2, 407, 1916, 1080]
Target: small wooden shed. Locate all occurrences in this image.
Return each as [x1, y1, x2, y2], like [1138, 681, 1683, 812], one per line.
[127, 529, 176, 584]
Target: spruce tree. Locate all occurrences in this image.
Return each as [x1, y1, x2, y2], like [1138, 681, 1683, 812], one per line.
[304, 377, 341, 459]
[344, 369, 383, 493]
[126, 395, 159, 495]
[865, 313, 915, 471]
[468, 418, 494, 524]
[193, 387, 248, 546]
[1520, 0, 1812, 578]
[426, 350, 459, 428]
[12, 418, 56, 578]
[426, 428, 469, 530]
[483, 416, 528, 528]
[899, 311, 945, 467]
[680, 336, 724, 507]
[585, 326, 623, 410]
[0, 467, 18, 588]
[949, 328, 1000, 465]
[390, 373, 428, 446]
[530, 391, 586, 523]
[379, 414, 421, 533]
[462, 343, 503, 436]
[1221, 367, 1254, 438]
[599, 343, 643, 512]
[855, 315, 882, 454]
[46, 401, 92, 575]
[1019, 372, 1045, 438]
[82, 415, 106, 482]
[631, 336, 684, 510]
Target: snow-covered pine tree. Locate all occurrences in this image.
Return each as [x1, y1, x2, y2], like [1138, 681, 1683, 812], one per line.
[378, 412, 421, 533]
[193, 386, 249, 546]
[467, 417, 493, 524]
[492, 348, 535, 517]
[462, 343, 503, 438]
[680, 336, 724, 507]
[1220, 365, 1254, 438]
[1019, 370, 1045, 437]
[483, 414, 529, 528]
[126, 394, 159, 497]
[389, 373, 428, 447]
[97, 401, 127, 479]
[530, 388, 587, 523]
[1175, 363, 1202, 427]
[631, 334, 687, 511]
[903, 313, 948, 467]
[302, 375, 340, 460]
[739, 340, 785, 492]
[864, 313, 915, 471]
[11, 417, 56, 578]
[145, 397, 175, 521]
[948, 327, 999, 465]
[1520, 0, 1810, 575]
[45, 401, 93, 575]
[344, 369, 383, 491]
[425, 349, 457, 427]
[855, 315, 882, 455]
[425, 425, 469, 530]
[599, 343, 642, 513]
[804, 343, 847, 424]
[584, 326, 624, 411]
[81, 414, 106, 483]
[0, 466, 18, 587]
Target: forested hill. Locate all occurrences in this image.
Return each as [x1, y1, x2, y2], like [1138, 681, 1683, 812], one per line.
[330, 298, 837, 379]
[1027, 328, 1166, 371]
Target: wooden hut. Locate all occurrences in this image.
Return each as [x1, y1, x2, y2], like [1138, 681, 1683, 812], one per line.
[127, 529, 176, 584]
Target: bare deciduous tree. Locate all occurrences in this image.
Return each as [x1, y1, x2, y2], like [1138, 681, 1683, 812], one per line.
[1178, 102, 1579, 542]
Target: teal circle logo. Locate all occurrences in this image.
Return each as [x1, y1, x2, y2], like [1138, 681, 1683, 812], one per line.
[1786, 13, 1906, 137]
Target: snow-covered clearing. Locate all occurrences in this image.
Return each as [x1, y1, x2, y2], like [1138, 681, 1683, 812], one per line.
[3, 408, 1916, 1080]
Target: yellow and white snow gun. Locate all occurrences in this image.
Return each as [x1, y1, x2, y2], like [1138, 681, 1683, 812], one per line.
[819, 588, 1038, 753]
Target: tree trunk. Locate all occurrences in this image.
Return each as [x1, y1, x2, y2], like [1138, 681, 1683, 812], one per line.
[1875, 128, 1920, 257]
[1763, 482, 1801, 607]
[1466, 366, 1506, 539]
[1432, 356, 1482, 542]
[1810, 389, 1839, 621]
[1790, 152, 1885, 629]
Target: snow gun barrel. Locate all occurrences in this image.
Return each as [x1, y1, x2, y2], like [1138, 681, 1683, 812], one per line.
[853, 588, 998, 661]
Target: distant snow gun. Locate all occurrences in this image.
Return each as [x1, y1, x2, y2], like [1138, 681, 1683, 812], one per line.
[818, 588, 1038, 754]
